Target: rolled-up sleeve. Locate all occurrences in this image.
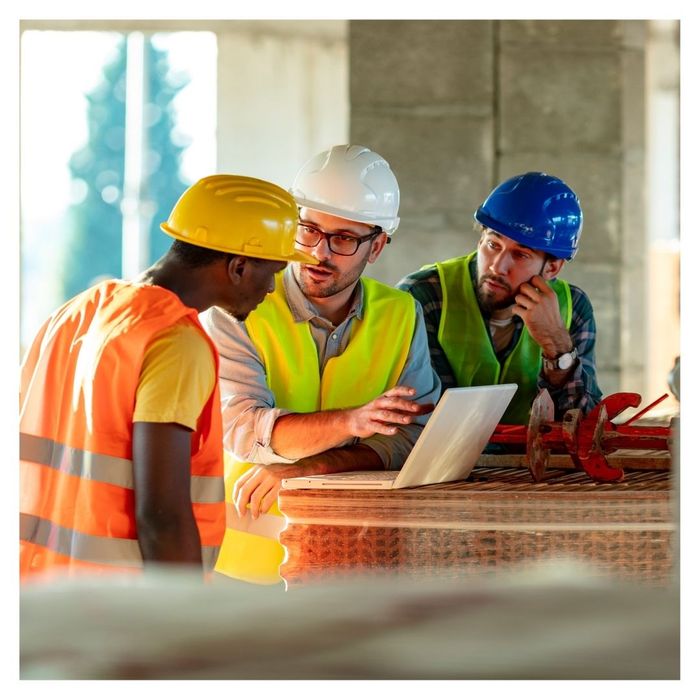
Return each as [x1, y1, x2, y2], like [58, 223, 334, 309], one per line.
[536, 285, 603, 417]
[201, 306, 296, 464]
[360, 299, 442, 470]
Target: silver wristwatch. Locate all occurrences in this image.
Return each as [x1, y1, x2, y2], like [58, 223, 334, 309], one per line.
[542, 347, 578, 371]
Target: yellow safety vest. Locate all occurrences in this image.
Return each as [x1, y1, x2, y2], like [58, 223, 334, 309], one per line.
[435, 252, 572, 424]
[215, 274, 416, 584]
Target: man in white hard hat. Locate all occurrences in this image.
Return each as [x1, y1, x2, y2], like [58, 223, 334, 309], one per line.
[203, 145, 440, 584]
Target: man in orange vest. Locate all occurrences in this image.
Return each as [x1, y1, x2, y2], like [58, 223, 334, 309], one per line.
[20, 175, 316, 580]
[203, 146, 441, 584]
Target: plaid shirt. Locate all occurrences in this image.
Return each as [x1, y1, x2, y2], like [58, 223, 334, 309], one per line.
[397, 257, 603, 420]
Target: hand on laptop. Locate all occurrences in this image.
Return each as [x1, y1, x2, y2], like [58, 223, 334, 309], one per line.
[233, 462, 301, 519]
[345, 385, 435, 439]
[233, 444, 392, 518]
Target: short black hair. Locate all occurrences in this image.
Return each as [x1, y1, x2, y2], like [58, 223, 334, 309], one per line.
[169, 239, 234, 268]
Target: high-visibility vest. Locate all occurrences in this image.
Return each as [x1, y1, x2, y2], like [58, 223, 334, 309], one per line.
[20, 280, 226, 580]
[215, 275, 416, 584]
[435, 252, 572, 424]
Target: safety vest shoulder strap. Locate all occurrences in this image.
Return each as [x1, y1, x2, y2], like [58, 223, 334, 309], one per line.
[245, 274, 416, 412]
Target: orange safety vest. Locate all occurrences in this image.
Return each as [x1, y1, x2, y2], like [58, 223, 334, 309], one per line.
[19, 280, 226, 580]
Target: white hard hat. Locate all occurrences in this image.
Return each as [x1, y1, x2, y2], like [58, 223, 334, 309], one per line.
[290, 144, 401, 235]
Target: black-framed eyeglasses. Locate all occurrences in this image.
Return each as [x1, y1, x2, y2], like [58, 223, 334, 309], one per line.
[295, 221, 385, 256]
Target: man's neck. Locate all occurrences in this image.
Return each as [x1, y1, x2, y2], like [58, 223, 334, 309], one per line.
[138, 258, 210, 313]
[306, 282, 359, 327]
[490, 306, 515, 322]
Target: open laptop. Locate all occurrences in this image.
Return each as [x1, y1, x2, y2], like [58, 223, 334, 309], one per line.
[281, 383, 517, 490]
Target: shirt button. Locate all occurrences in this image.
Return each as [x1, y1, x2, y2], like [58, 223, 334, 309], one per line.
[331, 334, 338, 340]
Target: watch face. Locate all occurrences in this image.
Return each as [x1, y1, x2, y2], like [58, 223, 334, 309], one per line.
[558, 352, 574, 370]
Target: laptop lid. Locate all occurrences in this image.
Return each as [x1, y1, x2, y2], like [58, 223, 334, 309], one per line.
[391, 383, 517, 488]
[282, 383, 517, 491]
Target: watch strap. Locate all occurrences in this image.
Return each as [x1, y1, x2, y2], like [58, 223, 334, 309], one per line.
[542, 347, 578, 371]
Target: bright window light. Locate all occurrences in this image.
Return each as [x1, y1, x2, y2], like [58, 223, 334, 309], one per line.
[20, 30, 217, 352]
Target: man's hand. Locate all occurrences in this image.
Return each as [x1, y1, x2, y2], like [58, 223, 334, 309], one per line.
[345, 385, 434, 438]
[270, 386, 435, 461]
[512, 275, 573, 357]
[233, 444, 387, 520]
[233, 462, 301, 519]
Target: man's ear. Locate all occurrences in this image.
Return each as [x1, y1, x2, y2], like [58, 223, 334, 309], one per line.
[367, 232, 388, 264]
[542, 257, 565, 280]
[226, 255, 247, 284]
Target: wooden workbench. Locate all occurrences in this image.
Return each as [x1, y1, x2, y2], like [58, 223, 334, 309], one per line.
[278, 464, 675, 588]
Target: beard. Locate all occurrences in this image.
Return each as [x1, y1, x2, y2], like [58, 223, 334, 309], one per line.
[476, 274, 515, 314]
[294, 258, 367, 300]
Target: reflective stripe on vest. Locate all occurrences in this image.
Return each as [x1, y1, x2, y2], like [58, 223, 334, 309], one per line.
[20, 433, 225, 504]
[20, 432, 133, 488]
[214, 275, 416, 584]
[21, 512, 142, 567]
[20, 513, 220, 570]
[435, 252, 572, 424]
[19, 280, 226, 579]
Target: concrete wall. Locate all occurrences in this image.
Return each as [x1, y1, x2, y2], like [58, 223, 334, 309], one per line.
[645, 21, 680, 407]
[350, 21, 494, 286]
[20, 19, 677, 400]
[350, 19, 649, 396]
[216, 21, 349, 191]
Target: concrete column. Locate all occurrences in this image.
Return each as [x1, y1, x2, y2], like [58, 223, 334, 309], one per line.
[498, 20, 646, 395]
[217, 21, 348, 189]
[349, 20, 495, 286]
[350, 19, 650, 397]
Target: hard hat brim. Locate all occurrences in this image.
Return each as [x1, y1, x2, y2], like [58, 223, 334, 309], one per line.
[160, 224, 319, 265]
[474, 210, 577, 261]
[295, 200, 399, 235]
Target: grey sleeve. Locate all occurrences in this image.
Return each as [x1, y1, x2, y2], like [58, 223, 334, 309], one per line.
[360, 299, 442, 470]
[200, 306, 295, 465]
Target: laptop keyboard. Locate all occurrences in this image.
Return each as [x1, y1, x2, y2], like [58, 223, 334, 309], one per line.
[325, 470, 401, 482]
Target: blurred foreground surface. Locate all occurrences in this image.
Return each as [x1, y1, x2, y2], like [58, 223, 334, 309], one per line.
[20, 561, 679, 680]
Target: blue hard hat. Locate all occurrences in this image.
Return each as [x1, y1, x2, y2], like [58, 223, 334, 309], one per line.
[474, 172, 582, 260]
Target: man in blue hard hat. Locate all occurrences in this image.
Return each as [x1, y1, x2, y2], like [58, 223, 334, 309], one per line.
[398, 171, 602, 424]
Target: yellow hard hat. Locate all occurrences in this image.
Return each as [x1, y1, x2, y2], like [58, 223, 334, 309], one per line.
[161, 174, 317, 265]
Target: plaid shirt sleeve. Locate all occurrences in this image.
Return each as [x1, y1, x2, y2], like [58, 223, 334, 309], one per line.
[537, 283, 603, 417]
[396, 266, 457, 391]
[398, 268, 603, 418]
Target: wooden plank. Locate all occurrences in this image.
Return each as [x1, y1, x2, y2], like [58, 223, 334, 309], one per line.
[475, 451, 671, 471]
[278, 467, 675, 587]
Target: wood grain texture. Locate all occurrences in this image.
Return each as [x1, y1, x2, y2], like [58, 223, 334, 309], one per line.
[279, 466, 674, 587]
